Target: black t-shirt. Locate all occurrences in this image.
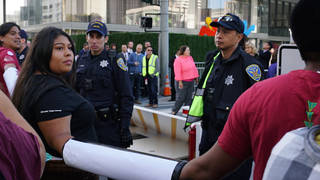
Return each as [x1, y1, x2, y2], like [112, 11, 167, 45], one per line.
[146, 56, 150, 76]
[28, 75, 98, 156]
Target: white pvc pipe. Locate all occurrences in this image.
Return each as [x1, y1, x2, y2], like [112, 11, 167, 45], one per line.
[63, 139, 179, 180]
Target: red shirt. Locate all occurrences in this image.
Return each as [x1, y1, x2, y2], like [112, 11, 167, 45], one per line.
[0, 111, 41, 180]
[218, 70, 320, 180]
[0, 47, 20, 96]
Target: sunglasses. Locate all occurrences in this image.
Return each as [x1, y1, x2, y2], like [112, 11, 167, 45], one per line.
[147, 49, 153, 51]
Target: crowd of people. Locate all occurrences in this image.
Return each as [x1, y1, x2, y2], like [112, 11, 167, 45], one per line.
[1, 0, 320, 179]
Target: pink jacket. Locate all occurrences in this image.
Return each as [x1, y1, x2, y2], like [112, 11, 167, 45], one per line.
[174, 56, 199, 81]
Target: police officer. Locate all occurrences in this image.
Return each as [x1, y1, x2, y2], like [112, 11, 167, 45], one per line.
[187, 13, 263, 179]
[16, 29, 28, 66]
[76, 20, 134, 148]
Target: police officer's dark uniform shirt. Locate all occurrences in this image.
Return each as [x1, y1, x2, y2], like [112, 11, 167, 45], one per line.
[21, 75, 98, 157]
[76, 49, 133, 147]
[16, 47, 28, 66]
[200, 46, 264, 154]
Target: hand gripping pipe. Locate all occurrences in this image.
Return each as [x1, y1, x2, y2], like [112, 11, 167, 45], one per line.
[63, 139, 187, 180]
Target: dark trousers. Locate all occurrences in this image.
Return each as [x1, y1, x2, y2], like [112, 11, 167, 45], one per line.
[129, 73, 141, 100]
[170, 69, 176, 100]
[94, 115, 121, 147]
[172, 81, 194, 113]
[147, 76, 158, 105]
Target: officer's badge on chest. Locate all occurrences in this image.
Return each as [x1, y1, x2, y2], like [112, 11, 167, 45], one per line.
[225, 75, 234, 86]
[100, 60, 109, 68]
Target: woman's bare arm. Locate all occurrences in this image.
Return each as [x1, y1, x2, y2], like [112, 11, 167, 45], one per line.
[38, 115, 73, 155]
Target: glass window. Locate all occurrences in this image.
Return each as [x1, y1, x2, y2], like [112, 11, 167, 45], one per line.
[3, 0, 299, 38]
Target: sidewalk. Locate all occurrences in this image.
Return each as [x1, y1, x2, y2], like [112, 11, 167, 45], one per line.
[137, 95, 185, 116]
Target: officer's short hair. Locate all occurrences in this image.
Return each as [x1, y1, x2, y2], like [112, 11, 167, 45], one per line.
[290, 0, 320, 62]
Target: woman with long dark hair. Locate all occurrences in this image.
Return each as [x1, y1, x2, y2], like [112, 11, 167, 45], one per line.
[12, 27, 97, 158]
[0, 22, 21, 97]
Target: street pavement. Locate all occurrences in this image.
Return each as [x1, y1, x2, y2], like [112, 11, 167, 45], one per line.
[137, 95, 185, 116]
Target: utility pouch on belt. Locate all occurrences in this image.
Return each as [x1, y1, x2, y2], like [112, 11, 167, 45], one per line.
[97, 107, 111, 122]
[84, 78, 94, 90]
[97, 107, 120, 123]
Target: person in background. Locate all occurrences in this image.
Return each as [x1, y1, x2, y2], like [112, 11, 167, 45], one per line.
[245, 41, 259, 58]
[118, 44, 129, 65]
[105, 43, 110, 51]
[258, 41, 273, 71]
[127, 41, 134, 55]
[108, 43, 117, 59]
[0, 90, 46, 180]
[168, 50, 179, 101]
[128, 43, 143, 104]
[143, 41, 151, 55]
[78, 42, 89, 58]
[171, 46, 198, 115]
[76, 20, 133, 148]
[27, 40, 31, 47]
[0, 22, 21, 97]
[16, 29, 28, 66]
[177, 1, 320, 179]
[142, 46, 159, 108]
[267, 49, 278, 78]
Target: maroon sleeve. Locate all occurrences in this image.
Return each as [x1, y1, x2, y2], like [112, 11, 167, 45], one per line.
[218, 86, 254, 160]
[0, 49, 20, 71]
[0, 112, 41, 180]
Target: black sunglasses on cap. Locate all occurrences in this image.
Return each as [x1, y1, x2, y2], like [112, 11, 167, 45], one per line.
[218, 15, 234, 22]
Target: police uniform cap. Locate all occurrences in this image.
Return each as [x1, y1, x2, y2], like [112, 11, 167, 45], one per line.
[87, 20, 108, 36]
[19, 29, 28, 40]
[210, 13, 244, 33]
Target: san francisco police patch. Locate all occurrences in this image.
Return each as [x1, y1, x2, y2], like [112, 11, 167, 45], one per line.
[246, 64, 261, 81]
[117, 58, 128, 71]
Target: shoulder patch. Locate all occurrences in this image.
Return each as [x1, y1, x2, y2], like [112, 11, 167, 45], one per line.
[117, 58, 128, 71]
[246, 64, 261, 81]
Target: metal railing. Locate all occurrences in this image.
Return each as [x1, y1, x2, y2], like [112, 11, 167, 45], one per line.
[195, 62, 205, 78]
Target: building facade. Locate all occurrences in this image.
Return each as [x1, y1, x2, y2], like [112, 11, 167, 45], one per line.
[1, 0, 299, 42]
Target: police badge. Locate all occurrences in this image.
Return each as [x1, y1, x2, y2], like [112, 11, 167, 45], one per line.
[100, 60, 109, 68]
